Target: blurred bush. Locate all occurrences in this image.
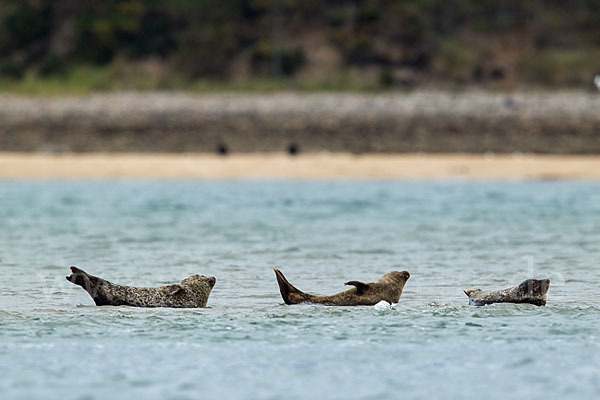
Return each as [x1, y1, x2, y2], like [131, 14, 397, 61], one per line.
[518, 49, 600, 86]
[431, 40, 483, 84]
[0, 0, 599, 91]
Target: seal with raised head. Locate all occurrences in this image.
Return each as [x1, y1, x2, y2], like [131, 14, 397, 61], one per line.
[66, 266, 216, 308]
[273, 268, 410, 306]
[464, 278, 550, 306]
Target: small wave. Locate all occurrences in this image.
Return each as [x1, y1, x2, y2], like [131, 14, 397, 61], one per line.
[0, 310, 25, 319]
[282, 247, 301, 253]
[40, 264, 63, 270]
[373, 300, 392, 311]
[347, 249, 395, 255]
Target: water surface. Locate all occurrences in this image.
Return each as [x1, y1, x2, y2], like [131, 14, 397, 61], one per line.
[1, 181, 599, 399]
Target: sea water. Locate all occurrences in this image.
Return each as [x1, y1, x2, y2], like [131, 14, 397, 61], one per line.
[0, 181, 598, 399]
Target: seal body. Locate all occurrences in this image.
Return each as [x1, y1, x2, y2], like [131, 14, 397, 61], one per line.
[273, 268, 410, 306]
[464, 278, 550, 306]
[66, 266, 216, 308]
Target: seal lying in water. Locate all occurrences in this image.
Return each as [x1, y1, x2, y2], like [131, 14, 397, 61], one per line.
[273, 268, 410, 306]
[464, 278, 550, 306]
[66, 266, 216, 308]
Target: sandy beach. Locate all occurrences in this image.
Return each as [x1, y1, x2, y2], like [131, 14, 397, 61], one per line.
[1, 152, 599, 180]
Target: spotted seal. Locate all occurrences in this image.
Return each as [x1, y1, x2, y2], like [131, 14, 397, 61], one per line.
[66, 266, 216, 308]
[464, 278, 550, 306]
[273, 268, 410, 306]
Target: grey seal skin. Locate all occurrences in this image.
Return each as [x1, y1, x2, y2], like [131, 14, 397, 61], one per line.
[66, 266, 216, 308]
[273, 268, 410, 306]
[464, 278, 550, 306]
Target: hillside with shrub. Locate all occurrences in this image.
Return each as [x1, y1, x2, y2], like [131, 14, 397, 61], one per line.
[1, 0, 599, 92]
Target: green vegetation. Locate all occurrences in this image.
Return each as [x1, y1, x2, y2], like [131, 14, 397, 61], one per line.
[1, 0, 599, 93]
[518, 49, 600, 86]
[0, 65, 387, 95]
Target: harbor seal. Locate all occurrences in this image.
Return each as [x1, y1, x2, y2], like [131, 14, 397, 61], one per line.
[273, 268, 410, 306]
[464, 278, 550, 306]
[66, 266, 216, 308]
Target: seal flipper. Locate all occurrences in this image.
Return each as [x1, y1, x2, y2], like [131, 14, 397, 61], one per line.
[273, 268, 306, 305]
[345, 281, 369, 295]
[167, 284, 184, 296]
[66, 266, 109, 305]
[66, 266, 93, 288]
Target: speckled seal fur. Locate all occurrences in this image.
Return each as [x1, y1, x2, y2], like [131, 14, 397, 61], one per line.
[273, 268, 410, 306]
[66, 266, 216, 308]
[464, 278, 550, 306]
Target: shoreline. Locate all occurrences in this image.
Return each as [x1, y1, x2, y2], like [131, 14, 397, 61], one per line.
[2, 152, 600, 180]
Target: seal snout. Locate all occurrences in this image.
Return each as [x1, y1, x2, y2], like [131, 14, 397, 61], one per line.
[540, 278, 550, 295]
[208, 277, 216, 287]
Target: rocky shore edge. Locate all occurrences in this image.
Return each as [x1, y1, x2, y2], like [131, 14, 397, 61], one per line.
[1, 91, 599, 154]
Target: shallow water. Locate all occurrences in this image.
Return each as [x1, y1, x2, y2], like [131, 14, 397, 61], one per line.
[1, 181, 599, 399]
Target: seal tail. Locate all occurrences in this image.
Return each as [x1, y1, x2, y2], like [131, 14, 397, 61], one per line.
[273, 268, 305, 305]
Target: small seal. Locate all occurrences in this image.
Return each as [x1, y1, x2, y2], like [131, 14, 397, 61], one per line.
[464, 278, 550, 306]
[273, 267, 410, 306]
[66, 266, 216, 308]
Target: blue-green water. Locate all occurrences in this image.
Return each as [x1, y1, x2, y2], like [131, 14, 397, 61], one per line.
[1, 181, 599, 399]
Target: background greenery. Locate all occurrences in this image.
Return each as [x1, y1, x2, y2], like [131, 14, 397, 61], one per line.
[1, 0, 599, 93]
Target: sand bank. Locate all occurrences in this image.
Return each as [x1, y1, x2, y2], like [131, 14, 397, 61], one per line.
[1, 152, 599, 180]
